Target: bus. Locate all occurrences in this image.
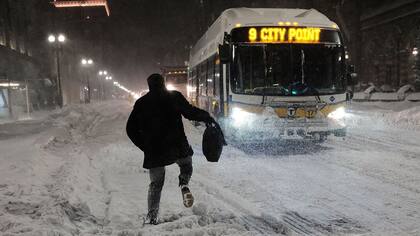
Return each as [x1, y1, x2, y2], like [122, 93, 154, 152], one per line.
[161, 66, 188, 96]
[188, 8, 355, 142]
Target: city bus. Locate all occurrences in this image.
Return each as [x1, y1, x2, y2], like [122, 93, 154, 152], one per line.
[188, 8, 354, 142]
[161, 66, 188, 96]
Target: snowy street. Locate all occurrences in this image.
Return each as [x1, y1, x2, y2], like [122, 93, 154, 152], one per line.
[1, 100, 420, 235]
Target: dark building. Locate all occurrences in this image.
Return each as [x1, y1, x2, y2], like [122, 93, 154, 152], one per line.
[0, 0, 55, 118]
[359, 0, 420, 90]
[0, 0, 111, 119]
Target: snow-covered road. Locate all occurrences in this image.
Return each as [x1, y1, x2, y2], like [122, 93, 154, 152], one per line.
[1, 100, 420, 235]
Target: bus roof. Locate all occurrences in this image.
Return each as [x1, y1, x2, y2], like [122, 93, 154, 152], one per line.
[189, 8, 338, 68]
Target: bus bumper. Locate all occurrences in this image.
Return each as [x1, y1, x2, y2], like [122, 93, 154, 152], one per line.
[223, 117, 346, 142]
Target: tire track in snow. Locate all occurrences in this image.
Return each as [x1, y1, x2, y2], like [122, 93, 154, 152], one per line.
[327, 134, 420, 194]
[197, 165, 370, 236]
[193, 173, 339, 235]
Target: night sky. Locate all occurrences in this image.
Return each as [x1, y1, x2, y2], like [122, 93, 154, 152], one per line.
[101, 0, 312, 89]
[103, 0, 203, 89]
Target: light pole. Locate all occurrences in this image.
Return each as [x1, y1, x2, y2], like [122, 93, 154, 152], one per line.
[98, 70, 109, 100]
[48, 33, 66, 108]
[81, 58, 94, 103]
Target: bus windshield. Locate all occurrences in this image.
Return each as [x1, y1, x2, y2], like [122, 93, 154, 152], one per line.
[231, 44, 346, 96]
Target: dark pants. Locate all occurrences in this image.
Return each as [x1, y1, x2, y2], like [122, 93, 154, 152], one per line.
[147, 156, 192, 218]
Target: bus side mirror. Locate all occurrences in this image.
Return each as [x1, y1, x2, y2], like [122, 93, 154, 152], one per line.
[347, 64, 358, 85]
[218, 44, 230, 64]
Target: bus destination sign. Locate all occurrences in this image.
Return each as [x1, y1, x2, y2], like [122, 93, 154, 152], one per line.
[231, 27, 341, 44]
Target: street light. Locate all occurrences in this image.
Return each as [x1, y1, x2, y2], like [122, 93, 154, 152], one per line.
[47, 33, 66, 108]
[413, 47, 418, 56]
[48, 35, 56, 43]
[58, 34, 66, 43]
[98, 70, 110, 100]
[81, 58, 94, 103]
[99, 70, 108, 76]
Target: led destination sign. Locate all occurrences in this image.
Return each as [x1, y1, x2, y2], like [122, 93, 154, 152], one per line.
[232, 27, 341, 44]
[249, 27, 320, 43]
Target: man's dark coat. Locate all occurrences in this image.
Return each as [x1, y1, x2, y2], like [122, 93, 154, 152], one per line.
[126, 90, 210, 169]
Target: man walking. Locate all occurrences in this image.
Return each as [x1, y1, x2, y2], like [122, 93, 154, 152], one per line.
[126, 73, 214, 225]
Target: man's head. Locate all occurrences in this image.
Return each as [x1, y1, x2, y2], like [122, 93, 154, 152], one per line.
[147, 73, 165, 92]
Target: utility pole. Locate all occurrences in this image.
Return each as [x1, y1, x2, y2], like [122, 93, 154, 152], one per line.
[56, 46, 63, 107]
[48, 34, 66, 108]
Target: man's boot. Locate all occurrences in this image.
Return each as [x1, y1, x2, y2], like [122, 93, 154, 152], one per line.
[181, 185, 194, 208]
[144, 211, 159, 225]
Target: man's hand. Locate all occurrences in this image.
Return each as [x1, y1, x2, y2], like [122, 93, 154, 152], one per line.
[204, 116, 216, 125]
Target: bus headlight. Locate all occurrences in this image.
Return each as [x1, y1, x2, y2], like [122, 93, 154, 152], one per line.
[231, 107, 254, 127]
[166, 84, 176, 91]
[327, 107, 346, 120]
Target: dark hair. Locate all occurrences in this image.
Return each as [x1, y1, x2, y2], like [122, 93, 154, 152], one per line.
[147, 73, 165, 92]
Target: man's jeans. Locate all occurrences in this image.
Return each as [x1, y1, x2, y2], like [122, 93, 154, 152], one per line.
[147, 156, 192, 218]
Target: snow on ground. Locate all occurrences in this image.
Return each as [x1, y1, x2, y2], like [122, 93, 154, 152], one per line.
[0, 100, 420, 235]
[346, 101, 420, 131]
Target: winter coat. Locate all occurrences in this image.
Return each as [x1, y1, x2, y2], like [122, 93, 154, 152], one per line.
[126, 90, 211, 169]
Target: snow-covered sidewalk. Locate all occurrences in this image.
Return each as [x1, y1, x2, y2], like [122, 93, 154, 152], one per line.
[1, 100, 420, 235]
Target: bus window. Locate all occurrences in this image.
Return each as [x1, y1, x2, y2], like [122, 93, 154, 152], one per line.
[207, 57, 214, 96]
[232, 44, 345, 96]
[214, 56, 220, 96]
[187, 69, 194, 99]
[199, 62, 207, 96]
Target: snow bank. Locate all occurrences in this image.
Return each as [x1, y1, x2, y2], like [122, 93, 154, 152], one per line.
[0, 101, 129, 235]
[379, 106, 420, 130]
[347, 102, 420, 131]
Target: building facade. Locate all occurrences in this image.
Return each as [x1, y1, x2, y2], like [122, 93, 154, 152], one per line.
[359, 0, 420, 90]
[0, 0, 55, 118]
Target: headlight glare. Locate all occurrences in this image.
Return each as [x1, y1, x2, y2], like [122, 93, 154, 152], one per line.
[328, 107, 346, 120]
[231, 107, 253, 127]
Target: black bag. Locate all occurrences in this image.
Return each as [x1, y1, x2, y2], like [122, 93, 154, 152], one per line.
[202, 121, 227, 162]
